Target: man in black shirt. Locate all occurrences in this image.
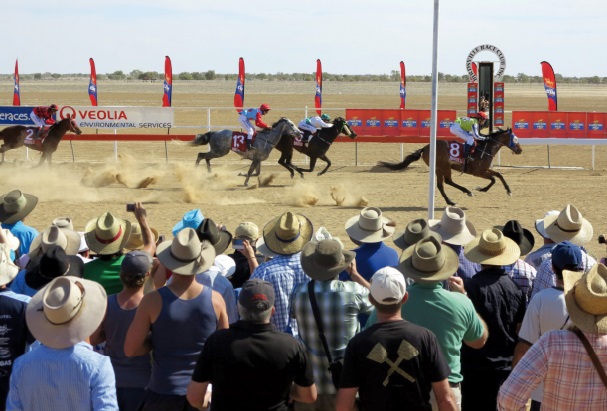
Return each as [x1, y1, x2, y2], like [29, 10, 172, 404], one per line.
[187, 279, 317, 411]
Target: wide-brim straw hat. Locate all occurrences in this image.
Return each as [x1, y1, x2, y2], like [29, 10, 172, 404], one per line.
[84, 212, 132, 255]
[300, 239, 355, 281]
[0, 190, 38, 224]
[26, 277, 107, 349]
[345, 207, 395, 243]
[393, 218, 441, 250]
[29, 225, 82, 257]
[156, 227, 216, 275]
[563, 263, 607, 334]
[499, 220, 535, 257]
[399, 235, 459, 283]
[263, 212, 313, 255]
[0, 244, 19, 287]
[124, 222, 159, 251]
[543, 204, 593, 245]
[464, 228, 521, 266]
[428, 206, 476, 246]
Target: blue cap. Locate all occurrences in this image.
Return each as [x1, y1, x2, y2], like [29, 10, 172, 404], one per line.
[172, 209, 204, 237]
[552, 241, 582, 271]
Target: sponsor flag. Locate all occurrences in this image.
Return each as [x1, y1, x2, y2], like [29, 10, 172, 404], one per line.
[234, 57, 245, 113]
[399, 61, 406, 109]
[315, 59, 322, 114]
[162, 56, 172, 107]
[88, 58, 98, 106]
[470, 62, 478, 82]
[541, 61, 557, 111]
[13, 59, 20, 106]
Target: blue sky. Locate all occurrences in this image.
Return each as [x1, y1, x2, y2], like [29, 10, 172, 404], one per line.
[2, 0, 605, 77]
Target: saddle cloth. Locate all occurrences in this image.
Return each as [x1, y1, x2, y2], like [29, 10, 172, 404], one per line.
[24, 127, 47, 147]
[447, 141, 466, 164]
[230, 131, 254, 153]
[294, 129, 316, 147]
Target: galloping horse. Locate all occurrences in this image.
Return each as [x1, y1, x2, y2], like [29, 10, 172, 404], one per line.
[275, 117, 357, 177]
[192, 117, 302, 186]
[0, 116, 82, 167]
[378, 127, 522, 206]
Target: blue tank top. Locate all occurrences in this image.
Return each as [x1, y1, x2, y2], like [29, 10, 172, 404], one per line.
[149, 285, 217, 395]
[104, 294, 151, 388]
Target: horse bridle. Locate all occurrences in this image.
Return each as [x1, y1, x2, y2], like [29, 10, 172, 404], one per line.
[316, 119, 349, 145]
[487, 130, 519, 152]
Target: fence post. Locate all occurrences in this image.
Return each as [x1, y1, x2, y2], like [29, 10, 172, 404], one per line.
[547, 145, 551, 169]
[592, 145, 595, 170]
[207, 108, 211, 131]
[70, 141, 75, 162]
[114, 129, 118, 162]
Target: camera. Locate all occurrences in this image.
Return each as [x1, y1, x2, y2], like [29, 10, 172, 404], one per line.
[126, 203, 135, 212]
[599, 234, 606, 245]
[233, 239, 245, 250]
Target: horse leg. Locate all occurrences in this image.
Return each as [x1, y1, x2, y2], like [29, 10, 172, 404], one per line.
[476, 170, 511, 195]
[277, 152, 295, 179]
[243, 161, 258, 186]
[295, 157, 318, 174]
[317, 155, 331, 176]
[34, 153, 46, 168]
[443, 167, 473, 197]
[435, 173, 457, 206]
[195, 152, 214, 173]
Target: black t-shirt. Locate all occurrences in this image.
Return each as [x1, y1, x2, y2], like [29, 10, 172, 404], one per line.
[192, 320, 314, 411]
[339, 319, 450, 411]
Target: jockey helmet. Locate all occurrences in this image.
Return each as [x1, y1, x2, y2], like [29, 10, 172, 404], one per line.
[259, 104, 271, 112]
[49, 104, 59, 111]
[321, 114, 331, 122]
[473, 111, 487, 120]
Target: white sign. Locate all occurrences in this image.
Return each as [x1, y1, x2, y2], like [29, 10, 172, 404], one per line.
[57, 106, 174, 129]
[465, 44, 507, 82]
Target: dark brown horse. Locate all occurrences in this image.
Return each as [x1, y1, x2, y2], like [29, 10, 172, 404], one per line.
[275, 117, 357, 178]
[0, 117, 82, 167]
[378, 127, 523, 206]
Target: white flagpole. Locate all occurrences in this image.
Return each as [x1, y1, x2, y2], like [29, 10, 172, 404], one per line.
[428, 0, 440, 220]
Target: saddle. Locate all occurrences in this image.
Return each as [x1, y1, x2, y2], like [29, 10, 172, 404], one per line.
[294, 129, 317, 147]
[24, 127, 48, 147]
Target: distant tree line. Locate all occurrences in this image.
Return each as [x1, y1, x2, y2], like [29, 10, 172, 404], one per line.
[0, 70, 605, 84]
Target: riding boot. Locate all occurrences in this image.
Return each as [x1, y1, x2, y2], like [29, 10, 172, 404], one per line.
[463, 143, 472, 172]
[302, 131, 311, 147]
[246, 140, 252, 151]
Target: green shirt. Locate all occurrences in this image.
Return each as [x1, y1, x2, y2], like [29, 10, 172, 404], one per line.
[83, 255, 125, 295]
[366, 282, 484, 382]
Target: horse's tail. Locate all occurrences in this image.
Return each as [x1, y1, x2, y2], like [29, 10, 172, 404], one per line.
[191, 132, 211, 146]
[377, 148, 424, 170]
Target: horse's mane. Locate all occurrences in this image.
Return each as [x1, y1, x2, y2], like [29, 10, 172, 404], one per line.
[271, 117, 293, 127]
[487, 127, 511, 138]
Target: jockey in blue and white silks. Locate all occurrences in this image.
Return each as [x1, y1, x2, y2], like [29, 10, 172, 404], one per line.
[238, 104, 271, 150]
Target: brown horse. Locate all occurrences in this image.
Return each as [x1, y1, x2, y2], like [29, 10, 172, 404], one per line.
[0, 116, 82, 167]
[378, 127, 523, 206]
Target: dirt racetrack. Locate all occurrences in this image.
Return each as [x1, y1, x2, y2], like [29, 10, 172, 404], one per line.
[0, 79, 606, 259]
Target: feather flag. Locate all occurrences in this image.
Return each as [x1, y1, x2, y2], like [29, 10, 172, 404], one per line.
[234, 57, 245, 113]
[399, 61, 406, 109]
[315, 59, 322, 115]
[88, 58, 98, 106]
[541, 61, 557, 111]
[470, 62, 478, 82]
[13, 59, 20, 106]
[162, 56, 172, 107]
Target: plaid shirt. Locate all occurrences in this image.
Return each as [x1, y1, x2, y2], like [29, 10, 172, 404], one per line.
[290, 279, 372, 394]
[447, 244, 481, 287]
[530, 251, 596, 300]
[251, 253, 309, 336]
[503, 259, 537, 303]
[498, 329, 607, 410]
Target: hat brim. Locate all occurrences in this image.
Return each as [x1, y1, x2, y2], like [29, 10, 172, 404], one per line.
[84, 217, 132, 255]
[26, 278, 107, 349]
[0, 261, 19, 287]
[256, 237, 277, 259]
[29, 228, 82, 257]
[124, 227, 159, 251]
[345, 215, 395, 243]
[393, 229, 441, 251]
[156, 240, 216, 275]
[464, 235, 521, 265]
[535, 218, 550, 239]
[0, 193, 38, 225]
[428, 219, 477, 246]
[543, 214, 593, 245]
[25, 255, 85, 289]
[211, 230, 233, 255]
[300, 241, 355, 281]
[398, 243, 460, 283]
[563, 269, 607, 334]
[496, 225, 535, 257]
[263, 214, 313, 255]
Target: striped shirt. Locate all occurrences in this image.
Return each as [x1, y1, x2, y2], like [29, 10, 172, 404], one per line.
[530, 251, 596, 300]
[7, 342, 117, 410]
[290, 279, 372, 394]
[498, 329, 607, 410]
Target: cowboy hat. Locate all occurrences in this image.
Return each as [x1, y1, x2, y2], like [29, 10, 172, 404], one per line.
[52, 217, 73, 230]
[399, 235, 459, 283]
[543, 204, 593, 245]
[393, 219, 441, 251]
[256, 236, 277, 259]
[300, 239, 355, 281]
[196, 218, 232, 255]
[84, 212, 132, 255]
[429, 206, 477, 246]
[563, 263, 607, 334]
[1, 229, 20, 252]
[156, 227, 216, 275]
[25, 245, 85, 290]
[345, 207, 395, 244]
[172, 209, 204, 237]
[0, 244, 19, 287]
[124, 222, 159, 251]
[464, 228, 521, 266]
[263, 212, 313, 255]
[311, 227, 344, 248]
[500, 220, 535, 257]
[534, 210, 559, 239]
[0, 190, 38, 224]
[29, 225, 82, 257]
[26, 276, 107, 349]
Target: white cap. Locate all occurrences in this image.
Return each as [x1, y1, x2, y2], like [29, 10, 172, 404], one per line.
[535, 210, 559, 239]
[78, 231, 89, 253]
[370, 267, 406, 305]
[214, 254, 236, 277]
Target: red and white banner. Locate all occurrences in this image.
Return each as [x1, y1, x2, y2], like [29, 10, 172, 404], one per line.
[493, 82, 505, 126]
[541, 61, 557, 112]
[467, 83, 478, 116]
[314, 59, 322, 115]
[57, 106, 174, 128]
[399, 61, 406, 109]
[13, 59, 20, 106]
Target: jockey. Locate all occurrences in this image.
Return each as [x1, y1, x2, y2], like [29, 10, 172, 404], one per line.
[30, 104, 58, 139]
[238, 104, 271, 150]
[450, 112, 488, 159]
[298, 113, 332, 146]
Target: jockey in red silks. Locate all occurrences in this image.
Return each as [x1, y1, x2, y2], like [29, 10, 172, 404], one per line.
[238, 104, 271, 150]
[30, 104, 59, 140]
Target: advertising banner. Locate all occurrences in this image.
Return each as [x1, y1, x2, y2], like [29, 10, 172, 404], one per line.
[399, 61, 406, 109]
[315, 59, 322, 115]
[162, 56, 172, 107]
[530, 112, 548, 138]
[512, 111, 531, 138]
[548, 112, 568, 138]
[13, 60, 20, 106]
[587, 113, 605, 138]
[0, 107, 37, 125]
[345, 109, 456, 139]
[493, 82, 505, 126]
[467, 83, 478, 116]
[567, 112, 586, 138]
[234, 57, 245, 113]
[541, 61, 557, 111]
[89, 58, 98, 106]
[56, 106, 174, 129]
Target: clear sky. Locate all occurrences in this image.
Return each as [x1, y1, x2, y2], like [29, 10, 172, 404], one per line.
[2, 0, 604, 77]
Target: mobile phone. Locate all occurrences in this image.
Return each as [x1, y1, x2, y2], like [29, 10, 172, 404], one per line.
[157, 235, 166, 243]
[233, 239, 244, 250]
[126, 203, 135, 212]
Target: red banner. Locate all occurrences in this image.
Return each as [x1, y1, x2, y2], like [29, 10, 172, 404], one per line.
[315, 59, 322, 115]
[162, 56, 172, 107]
[399, 61, 406, 109]
[88, 58, 98, 106]
[234, 57, 245, 113]
[541, 61, 557, 111]
[467, 83, 478, 116]
[469, 62, 478, 82]
[13, 59, 20, 106]
[493, 82, 505, 126]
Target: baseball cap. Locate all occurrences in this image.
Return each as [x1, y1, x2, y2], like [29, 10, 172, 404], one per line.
[238, 278, 275, 313]
[552, 241, 582, 271]
[370, 267, 406, 305]
[235, 222, 259, 241]
[121, 250, 153, 277]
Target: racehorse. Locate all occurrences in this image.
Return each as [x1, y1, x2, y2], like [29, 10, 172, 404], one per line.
[274, 117, 357, 178]
[193, 117, 302, 186]
[378, 127, 522, 206]
[0, 116, 82, 167]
